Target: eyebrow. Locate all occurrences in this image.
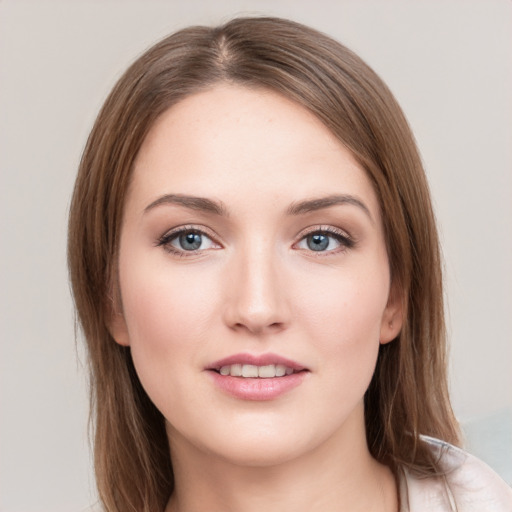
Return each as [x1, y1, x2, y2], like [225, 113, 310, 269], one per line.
[144, 194, 228, 216]
[286, 194, 373, 222]
[144, 193, 373, 222]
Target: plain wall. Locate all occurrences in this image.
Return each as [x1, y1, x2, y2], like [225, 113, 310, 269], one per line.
[1, 1, 511, 510]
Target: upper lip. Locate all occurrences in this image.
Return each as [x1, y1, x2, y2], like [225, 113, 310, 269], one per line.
[207, 353, 308, 372]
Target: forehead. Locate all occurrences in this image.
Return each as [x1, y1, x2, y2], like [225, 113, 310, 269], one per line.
[129, 84, 380, 217]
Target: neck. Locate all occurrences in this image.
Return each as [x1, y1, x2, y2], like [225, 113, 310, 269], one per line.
[165, 404, 397, 512]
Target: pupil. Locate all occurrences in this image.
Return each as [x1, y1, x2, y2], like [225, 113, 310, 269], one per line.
[308, 234, 328, 251]
[180, 232, 202, 250]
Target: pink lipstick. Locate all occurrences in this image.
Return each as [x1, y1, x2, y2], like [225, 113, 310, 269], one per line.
[206, 353, 308, 401]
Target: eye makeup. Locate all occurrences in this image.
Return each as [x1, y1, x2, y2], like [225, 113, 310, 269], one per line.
[155, 222, 356, 258]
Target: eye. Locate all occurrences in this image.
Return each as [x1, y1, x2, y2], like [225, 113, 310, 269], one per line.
[157, 227, 219, 255]
[295, 228, 354, 253]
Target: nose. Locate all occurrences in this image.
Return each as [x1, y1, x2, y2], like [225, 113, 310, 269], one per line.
[223, 244, 290, 336]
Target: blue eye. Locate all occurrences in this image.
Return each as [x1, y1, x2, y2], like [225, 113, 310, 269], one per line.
[307, 233, 331, 251]
[296, 229, 353, 253]
[176, 231, 203, 251]
[158, 228, 218, 254]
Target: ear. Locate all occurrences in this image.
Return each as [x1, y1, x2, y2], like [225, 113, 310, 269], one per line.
[108, 313, 131, 346]
[106, 293, 131, 347]
[379, 282, 404, 344]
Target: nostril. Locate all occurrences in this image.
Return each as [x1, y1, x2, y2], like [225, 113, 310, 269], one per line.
[231, 321, 284, 334]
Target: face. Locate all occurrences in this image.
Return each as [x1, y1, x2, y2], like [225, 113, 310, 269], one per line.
[110, 84, 402, 466]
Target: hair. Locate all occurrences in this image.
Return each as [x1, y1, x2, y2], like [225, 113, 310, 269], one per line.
[68, 16, 461, 512]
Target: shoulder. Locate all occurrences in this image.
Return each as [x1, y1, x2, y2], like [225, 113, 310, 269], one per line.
[401, 436, 512, 512]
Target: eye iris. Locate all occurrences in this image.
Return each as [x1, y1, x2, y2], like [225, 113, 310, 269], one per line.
[307, 233, 329, 251]
[179, 232, 202, 250]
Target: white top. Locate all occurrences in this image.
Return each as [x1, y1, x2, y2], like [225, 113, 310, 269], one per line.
[400, 436, 512, 511]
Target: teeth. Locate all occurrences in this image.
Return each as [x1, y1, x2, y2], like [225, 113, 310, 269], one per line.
[218, 364, 296, 378]
[230, 363, 242, 376]
[258, 365, 275, 378]
[242, 364, 259, 377]
[276, 364, 286, 377]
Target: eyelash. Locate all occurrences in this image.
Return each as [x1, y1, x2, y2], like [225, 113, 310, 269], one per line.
[294, 226, 355, 255]
[156, 225, 220, 257]
[156, 225, 355, 257]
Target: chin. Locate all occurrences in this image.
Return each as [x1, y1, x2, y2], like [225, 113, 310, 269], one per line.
[213, 437, 309, 468]
[186, 416, 330, 469]
[166, 416, 306, 468]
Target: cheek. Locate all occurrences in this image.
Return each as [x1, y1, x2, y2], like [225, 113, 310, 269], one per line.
[118, 260, 224, 419]
[297, 266, 389, 342]
[292, 259, 389, 378]
[118, 258, 220, 369]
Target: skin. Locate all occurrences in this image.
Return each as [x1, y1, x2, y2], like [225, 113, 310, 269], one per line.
[110, 84, 403, 512]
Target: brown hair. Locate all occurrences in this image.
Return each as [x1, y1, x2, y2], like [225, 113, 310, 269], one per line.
[68, 16, 460, 512]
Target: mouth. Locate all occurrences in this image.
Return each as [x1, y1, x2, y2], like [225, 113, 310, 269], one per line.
[212, 363, 301, 378]
[206, 353, 309, 400]
[207, 352, 308, 377]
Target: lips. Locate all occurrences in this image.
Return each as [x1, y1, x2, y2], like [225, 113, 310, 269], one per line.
[206, 353, 309, 400]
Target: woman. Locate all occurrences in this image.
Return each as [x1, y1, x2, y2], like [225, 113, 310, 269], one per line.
[68, 16, 512, 512]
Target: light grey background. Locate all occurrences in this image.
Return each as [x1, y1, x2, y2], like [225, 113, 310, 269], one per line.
[1, 1, 511, 510]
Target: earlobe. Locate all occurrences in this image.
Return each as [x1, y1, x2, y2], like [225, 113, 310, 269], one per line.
[108, 311, 131, 346]
[380, 285, 404, 344]
[106, 293, 131, 346]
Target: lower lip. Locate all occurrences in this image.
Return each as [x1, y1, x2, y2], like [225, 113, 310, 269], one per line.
[208, 371, 308, 401]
